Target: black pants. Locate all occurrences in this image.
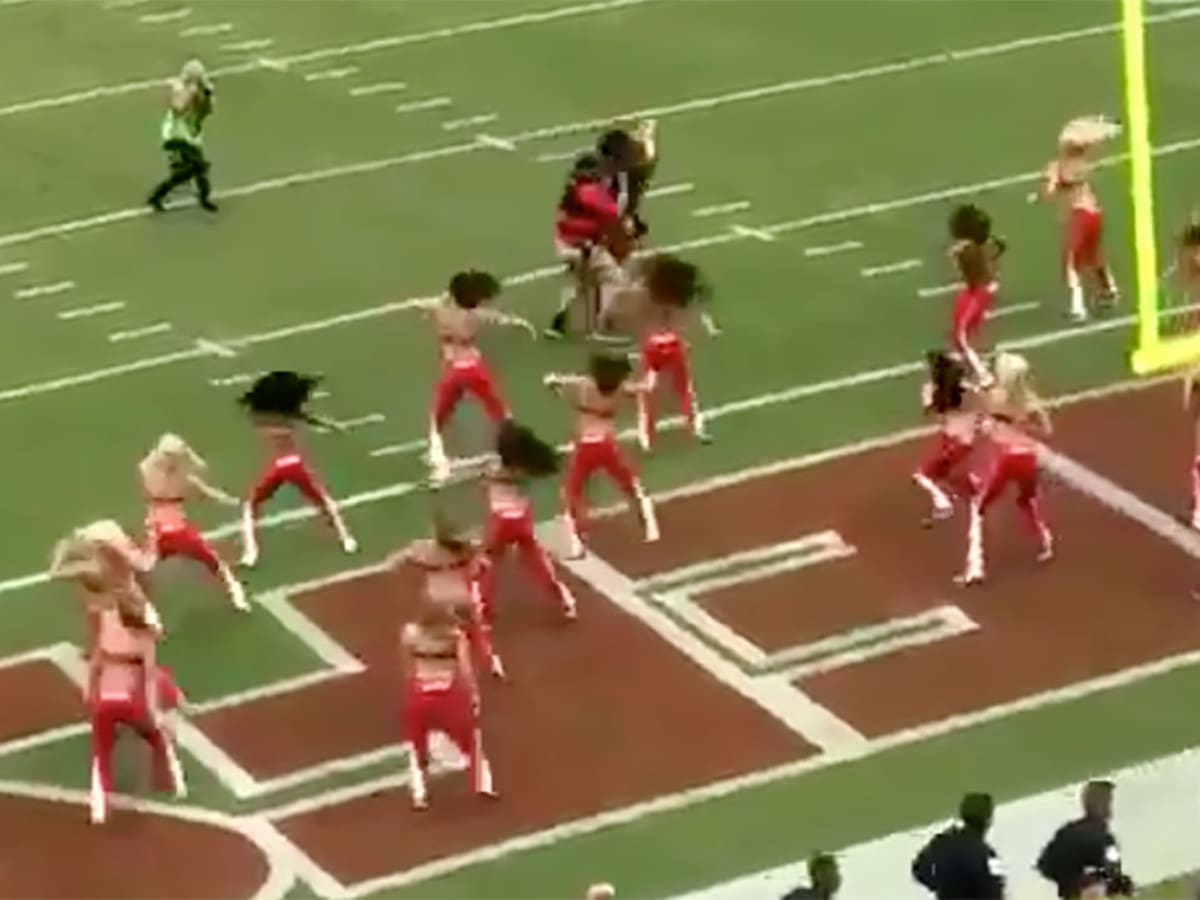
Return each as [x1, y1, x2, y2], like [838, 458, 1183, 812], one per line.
[149, 139, 213, 206]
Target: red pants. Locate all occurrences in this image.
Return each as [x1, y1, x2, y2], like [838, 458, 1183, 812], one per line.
[90, 686, 178, 799]
[918, 433, 976, 498]
[432, 357, 508, 428]
[1064, 207, 1106, 275]
[640, 331, 697, 440]
[977, 448, 1047, 537]
[564, 435, 640, 535]
[477, 508, 568, 619]
[403, 678, 479, 780]
[151, 522, 223, 575]
[951, 283, 996, 353]
[248, 453, 329, 512]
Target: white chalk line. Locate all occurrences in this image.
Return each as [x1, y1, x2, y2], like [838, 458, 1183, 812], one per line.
[107, 322, 173, 342]
[303, 66, 359, 82]
[987, 301, 1040, 319]
[369, 438, 426, 458]
[805, 240, 863, 257]
[861, 258, 922, 278]
[348, 81, 406, 97]
[328, 412, 385, 431]
[535, 147, 589, 163]
[195, 337, 238, 358]
[138, 6, 191, 24]
[917, 282, 962, 298]
[14, 280, 74, 300]
[222, 38, 275, 52]
[645, 182, 695, 198]
[394, 96, 452, 114]
[209, 372, 258, 387]
[180, 22, 233, 37]
[0, 261, 29, 276]
[4, 3, 1187, 123]
[730, 224, 775, 242]
[476, 133, 517, 151]
[442, 112, 499, 130]
[693, 201, 751, 218]
[56, 300, 125, 320]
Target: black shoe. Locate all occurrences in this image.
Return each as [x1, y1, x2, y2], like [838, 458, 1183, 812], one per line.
[543, 311, 567, 340]
[148, 195, 166, 212]
[199, 198, 219, 212]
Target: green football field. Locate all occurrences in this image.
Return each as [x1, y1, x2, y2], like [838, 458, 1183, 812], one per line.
[2, 0, 1200, 897]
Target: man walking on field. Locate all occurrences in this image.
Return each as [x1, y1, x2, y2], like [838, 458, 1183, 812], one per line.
[148, 59, 217, 213]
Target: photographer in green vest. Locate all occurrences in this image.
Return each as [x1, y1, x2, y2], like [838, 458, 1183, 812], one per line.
[148, 59, 217, 213]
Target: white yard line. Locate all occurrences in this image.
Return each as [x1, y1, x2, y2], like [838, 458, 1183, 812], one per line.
[987, 301, 1040, 319]
[138, 7, 191, 24]
[442, 112, 499, 130]
[348, 81, 407, 97]
[180, 22, 233, 37]
[107, 322, 172, 342]
[369, 437, 426, 458]
[222, 38, 275, 52]
[692, 201, 751, 218]
[394, 96, 452, 114]
[13, 280, 74, 300]
[674, 746, 1200, 900]
[805, 240, 863, 258]
[729, 224, 775, 242]
[208, 372, 258, 387]
[195, 337, 238, 358]
[55, 300, 125, 320]
[535, 147, 589, 163]
[328, 412, 385, 430]
[303, 66, 359, 82]
[645, 182, 695, 198]
[475, 133, 517, 151]
[6, 6, 1195, 123]
[0, 261, 29, 276]
[917, 282, 962, 298]
[861, 258, 922, 278]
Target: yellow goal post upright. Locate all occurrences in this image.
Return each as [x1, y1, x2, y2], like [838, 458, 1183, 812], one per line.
[1124, 0, 1196, 374]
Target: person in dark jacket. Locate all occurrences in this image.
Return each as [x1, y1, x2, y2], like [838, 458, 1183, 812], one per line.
[781, 853, 840, 900]
[912, 792, 1005, 899]
[1037, 780, 1133, 898]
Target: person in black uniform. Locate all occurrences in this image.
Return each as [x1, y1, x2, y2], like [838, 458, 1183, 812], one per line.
[596, 119, 657, 238]
[781, 853, 841, 900]
[911, 792, 1005, 899]
[1037, 780, 1133, 898]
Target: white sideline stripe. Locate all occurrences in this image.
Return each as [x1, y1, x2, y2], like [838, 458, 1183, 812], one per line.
[987, 301, 1040, 319]
[252, 746, 407, 797]
[369, 438, 426, 458]
[348, 81, 406, 97]
[917, 281, 963, 298]
[107, 322, 172, 342]
[861, 258, 922, 278]
[693, 201, 751, 218]
[180, 22, 233, 37]
[805, 240, 863, 257]
[730, 224, 775, 242]
[443, 113, 499, 130]
[223, 38, 274, 52]
[645, 182, 695, 198]
[190, 668, 346, 713]
[673, 746, 1200, 900]
[14, 280, 74, 299]
[394, 96, 451, 113]
[7, 5, 1191, 123]
[138, 7, 191, 24]
[0, 780, 298, 900]
[56, 300, 125, 320]
[303, 66, 358, 82]
[0, 261, 29, 275]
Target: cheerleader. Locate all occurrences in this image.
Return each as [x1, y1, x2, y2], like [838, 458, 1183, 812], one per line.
[959, 353, 1054, 586]
[238, 371, 357, 567]
[476, 420, 578, 621]
[49, 520, 162, 654]
[634, 253, 719, 450]
[1031, 115, 1121, 322]
[140, 433, 246, 610]
[87, 595, 186, 824]
[545, 353, 659, 558]
[913, 351, 979, 526]
[401, 599, 496, 810]
[389, 516, 505, 679]
[947, 204, 1005, 385]
[412, 270, 535, 483]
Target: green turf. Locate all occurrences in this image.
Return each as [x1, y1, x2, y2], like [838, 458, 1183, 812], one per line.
[2, 0, 1199, 896]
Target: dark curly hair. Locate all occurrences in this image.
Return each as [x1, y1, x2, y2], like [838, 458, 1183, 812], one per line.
[496, 420, 560, 478]
[948, 204, 992, 244]
[589, 352, 633, 395]
[642, 254, 709, 308]
[926, 350, 966, 413]
[448, 270, 501, 309]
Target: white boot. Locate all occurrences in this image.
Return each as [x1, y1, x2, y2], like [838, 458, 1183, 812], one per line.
[240, 504, 259, 568]
[638, 491, 660, 543]
[89, 759, 107, 825]
[221, 567, 250, 612]
[409, 748, 429, 810]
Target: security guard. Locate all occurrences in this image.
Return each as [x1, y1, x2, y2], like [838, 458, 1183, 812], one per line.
[1037, 780, 1133, 898]
[148, 59, 217, 212]
[781, 853, 841, 900]
[911, 792, 1005, 899]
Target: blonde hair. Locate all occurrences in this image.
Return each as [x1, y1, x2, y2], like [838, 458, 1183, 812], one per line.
[993, 352, 1041, 416]
[1058, 115, 1120, 152]
[49, 519, 135, 579]
[181, 59, 208, 84]
[148, 432, 205, 469]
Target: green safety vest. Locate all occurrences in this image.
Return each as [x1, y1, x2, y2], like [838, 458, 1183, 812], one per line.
[160, 98, 204, 147]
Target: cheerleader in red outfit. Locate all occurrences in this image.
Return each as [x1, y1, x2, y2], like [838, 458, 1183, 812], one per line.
[140, 433, 246, 611]
[87, 597, 186, 824]
[389, 516, 506, 679]
[545, 353, 659, 558]
[401, 600, 496, 810]
[959, 352, 1054, 586]
[947, 204, 1005, 385]
[412, 270, 535, 483]
[634, 254, 719, 450]
[50, 520, 163, 655]
[1031, 115, 1121, 322]
[476, 420, 578, 621]
[238, 371, 358, 567]
[913, 351, 979, 526]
